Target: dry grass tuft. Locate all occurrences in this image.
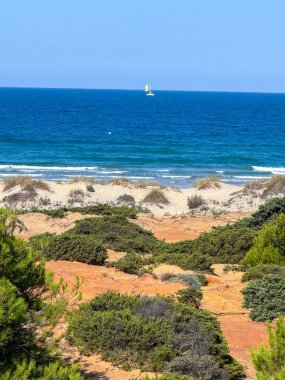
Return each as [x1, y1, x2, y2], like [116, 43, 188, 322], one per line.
[262, 175, 285, 198]
[244, 179, 267, 191]
[142, 189, 170, 205]
[3, 175, 50, 192]
[195, 175, 221, 190]
[68, 176, 98, 184]
[108, 178, 132, 187]
[108, 177, 163, 189]
[68, 189, 85, 204]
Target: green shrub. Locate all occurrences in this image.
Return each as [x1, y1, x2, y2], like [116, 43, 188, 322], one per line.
[187, 194, 205, 209]
[67, 292, 244, 378]
[239, 197, 285, 229]
[176, 287, 203, 308]
[242, 274, 285, 321]
[242, 214, 285, 268]
[116, 194, 135, 205]
[20, 203, 139, 219]
[241, 264, 285, 282]
[251, 316, 285, 379]
[70, 216, 158, 254]
[114, 253, 145, 274]
[0, 359, 83, 380]
[0, 208, 83, 375]
[45, 234, 107, 265]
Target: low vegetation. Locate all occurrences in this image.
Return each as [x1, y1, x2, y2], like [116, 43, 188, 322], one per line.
[45, 234, 107, 265]
[116, 193, 135, 205]
[187, 194, 205, 209]
[241, 264, 285, 282]
[68, 189, 85, 204]
[251, 316, 285, 379]
[67, 292, 244, 379]
[20, 203, 139, 219]
[143, 189, 170, 205]
[114, 252, 145, 274]
[86, 183, 95, 192]
[161, 273, 208, 288]
[69, 215, 159, 254]
[242, 274, 285, 321]
[2, 175, 50, 192]
[194, 175, 221, 190]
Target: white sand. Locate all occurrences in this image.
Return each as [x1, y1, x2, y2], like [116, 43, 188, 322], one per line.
[0, 179, 272, 216]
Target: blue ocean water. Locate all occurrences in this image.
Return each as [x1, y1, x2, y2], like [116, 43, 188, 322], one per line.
[0, 87, 285, 188]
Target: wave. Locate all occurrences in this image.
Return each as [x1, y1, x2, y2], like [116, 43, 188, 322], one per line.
[162, 175, 192, 179]
[233, 175, 270, 180]
[216, 170, 224, 174]
[0, 165, 99, 171]
[252, 166, 285, 174]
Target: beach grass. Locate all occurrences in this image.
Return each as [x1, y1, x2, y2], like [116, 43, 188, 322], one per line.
[142, 189, 170, 205]
[2, 175, 50, 192]
[194, 175, 221, 190]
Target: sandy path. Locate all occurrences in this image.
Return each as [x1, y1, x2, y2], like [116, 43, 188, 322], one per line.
[202, 265, 268, 380]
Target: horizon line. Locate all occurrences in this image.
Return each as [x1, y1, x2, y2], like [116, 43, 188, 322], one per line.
[1, 85, 285, 95]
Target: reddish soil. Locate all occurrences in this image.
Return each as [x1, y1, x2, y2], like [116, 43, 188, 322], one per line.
[135, 212, 250, 242]
[202, 265, 268, 380]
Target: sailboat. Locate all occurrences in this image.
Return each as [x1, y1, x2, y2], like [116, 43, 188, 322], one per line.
[144, 84, 155, 96]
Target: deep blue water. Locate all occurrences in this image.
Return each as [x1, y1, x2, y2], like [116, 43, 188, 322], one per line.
[0, 87, 285, 187]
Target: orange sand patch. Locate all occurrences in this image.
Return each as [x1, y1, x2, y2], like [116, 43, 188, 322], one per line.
[202, 265, 268, 380]
[46, 260, 184, 302]
[135, 212, 250, 242]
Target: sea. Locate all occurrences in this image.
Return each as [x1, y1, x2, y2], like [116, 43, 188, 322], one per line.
[0, 87, 285, 188]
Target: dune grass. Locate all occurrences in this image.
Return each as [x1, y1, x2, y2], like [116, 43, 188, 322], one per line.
[143, 189, 170, 205]
[262, 175, 285, 198]
[2, 175, 50, 192]
[194, 175, 221, 190]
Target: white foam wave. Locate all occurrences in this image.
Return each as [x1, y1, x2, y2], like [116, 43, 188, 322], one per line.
[216, 170, 224, 173]
[162, 175, 192, 179]
[0, 165, 98, 171]
[233, 175, 270, 180]
[0, 173, 43, 177]
[252, 166, 285, 174]
[99, 171, 126, 174]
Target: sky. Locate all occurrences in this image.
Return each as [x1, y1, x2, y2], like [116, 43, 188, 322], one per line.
[1, 0, 285, 92]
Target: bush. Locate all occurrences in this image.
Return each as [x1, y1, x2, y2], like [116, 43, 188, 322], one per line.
[239, 196, 285, 229]
[0, 208, 82, 376]
[242, 274, 285, 321]
[68, 189, 85, 204]
[161, 273, 208, 288]
[45, 234, 107, 265]
[143, 189, 170, 205]
[242, 213, 285, 267]
[167, 354, 227, 380]
[67, 292, 244, 378]
[137, 375, 194, 380]
[194, 176, 221, 190]
[86, 184, 95, 192]
[251, 316, 285, 379]
[241, 264, 285, 282]
[176, 287, 203, 308]
[262, 175, 285, 198]
[187, 194, 205, 209]
[70, 216, 158, 254]
[115, 253, 145, 274]
[116, 194, 135, 205]
[0, 359, 83, 380]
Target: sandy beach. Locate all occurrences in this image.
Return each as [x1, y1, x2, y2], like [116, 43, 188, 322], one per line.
[0, 176, 281, 216]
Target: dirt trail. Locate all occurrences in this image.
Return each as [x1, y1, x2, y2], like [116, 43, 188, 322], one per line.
[202, 265, 268, 380]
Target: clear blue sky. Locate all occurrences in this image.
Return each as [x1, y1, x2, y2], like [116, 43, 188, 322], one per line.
[1, 0, 285, 92]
